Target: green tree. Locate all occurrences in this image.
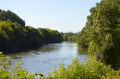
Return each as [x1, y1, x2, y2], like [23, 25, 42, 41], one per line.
[0, 9, 25, 27]
[77, 0, 120, 70]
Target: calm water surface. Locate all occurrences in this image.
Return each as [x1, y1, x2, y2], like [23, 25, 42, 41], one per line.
[7, 42, 88, 74]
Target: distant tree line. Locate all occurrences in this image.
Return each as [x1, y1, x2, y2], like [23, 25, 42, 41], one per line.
[62, 32, 77, 42]
[0, 9, 62, 54]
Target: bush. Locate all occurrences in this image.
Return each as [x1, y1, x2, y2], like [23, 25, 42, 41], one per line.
[1, 52, 120, 79]
[0, 52, 44, 79]
[50, 57, 120, 79]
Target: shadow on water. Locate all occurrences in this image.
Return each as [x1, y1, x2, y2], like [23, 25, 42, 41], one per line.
[77, 47, 88, 55]
[6, 43, 61, 59]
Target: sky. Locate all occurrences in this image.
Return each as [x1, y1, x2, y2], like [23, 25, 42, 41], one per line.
[0, 0, 101, 33]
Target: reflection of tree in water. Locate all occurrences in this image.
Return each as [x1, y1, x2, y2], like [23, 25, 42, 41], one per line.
[7, 44, 60, 59]
[38, 44, 59, 52]
[77, 47, 88, 55]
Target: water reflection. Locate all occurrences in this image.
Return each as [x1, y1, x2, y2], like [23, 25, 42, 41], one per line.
[77, 47, 88, 55]
[7, 43, 60, 59]
[7, 42, 88, 74]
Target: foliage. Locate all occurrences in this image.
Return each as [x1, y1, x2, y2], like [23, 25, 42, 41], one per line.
[47, 57, 120, 79]
[68, 35, 77, 42]
[62, 32, 77, 42]
[76, 27, 89, 48]
[0, 9, 25, 27]
[2, 0, 120, 78]
[38, 28, 63, 44]
[1, 52, 120, 79]
[88, 0, 120, 70]
[0, 52, 44, 79]
[76, 6, 96, 48]
[77, 0, 120, 70]
[0, 10, 62, 54]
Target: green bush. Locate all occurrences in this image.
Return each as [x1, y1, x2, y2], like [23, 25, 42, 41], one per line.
[1, 52, 120, 79]
[50, 57, 120, 79]
[0, 52, 44, 79]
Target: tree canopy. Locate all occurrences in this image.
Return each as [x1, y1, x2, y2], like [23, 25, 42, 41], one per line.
[0, 9, 62, 54]
[62, 32, 77, 42]
[0, 9, 25, 27]
[76, 0, 120, 70]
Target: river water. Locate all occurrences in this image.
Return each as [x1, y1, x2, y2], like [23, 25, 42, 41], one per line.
[7, 42, 88, 74]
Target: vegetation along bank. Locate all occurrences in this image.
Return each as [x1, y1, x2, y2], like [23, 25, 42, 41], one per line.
[1, 0, 120, 78]
[0, 9, 62, 54]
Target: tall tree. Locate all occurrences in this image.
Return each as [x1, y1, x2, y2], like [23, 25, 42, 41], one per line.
[77, 0, 120, 69]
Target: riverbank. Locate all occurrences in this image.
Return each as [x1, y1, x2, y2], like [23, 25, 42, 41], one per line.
[0, 9, 62, 54]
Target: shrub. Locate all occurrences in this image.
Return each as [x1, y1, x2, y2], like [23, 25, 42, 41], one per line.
[0, 52, 44, 79]
[1, 52, 120, 79]
[50, 57, 120, 79]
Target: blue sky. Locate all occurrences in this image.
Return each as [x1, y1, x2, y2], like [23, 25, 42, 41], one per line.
[0, 0, 101, 33]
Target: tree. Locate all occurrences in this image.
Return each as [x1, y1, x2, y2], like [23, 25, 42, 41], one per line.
[0, 9, 25, 27]
[77, 0, 120, 69]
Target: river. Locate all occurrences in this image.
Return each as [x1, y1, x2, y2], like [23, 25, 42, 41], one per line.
[7, 42, 88, 74]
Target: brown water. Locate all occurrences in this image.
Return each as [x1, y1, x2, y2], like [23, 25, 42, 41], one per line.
[7, 42, 87, 74]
